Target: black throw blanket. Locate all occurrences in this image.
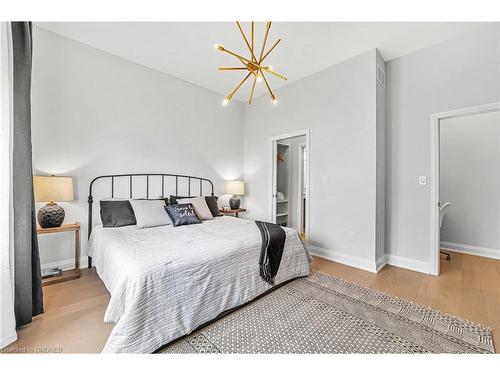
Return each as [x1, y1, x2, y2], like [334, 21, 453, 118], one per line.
[255, 221, 286, 285]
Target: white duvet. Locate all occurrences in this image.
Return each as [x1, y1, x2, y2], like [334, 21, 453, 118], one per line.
[89, 216, 311, 353]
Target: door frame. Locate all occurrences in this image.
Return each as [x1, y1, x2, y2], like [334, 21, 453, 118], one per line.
[297, 142, 307, 237]
[430, 102, 500, 275]
[268, 129, 310, 240]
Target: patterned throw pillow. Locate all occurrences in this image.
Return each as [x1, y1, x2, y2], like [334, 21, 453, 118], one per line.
[165, 204, 202, 227]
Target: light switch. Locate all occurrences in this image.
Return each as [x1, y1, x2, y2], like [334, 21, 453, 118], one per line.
[419, 176, 427, 186]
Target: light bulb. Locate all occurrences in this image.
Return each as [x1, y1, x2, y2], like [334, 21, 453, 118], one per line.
[214, 43, 220, 50]
[257, 75, 262, 83]
[222, 98, 229, 106]
[272, 98, 278, 106]
[268, 65, 273, 71]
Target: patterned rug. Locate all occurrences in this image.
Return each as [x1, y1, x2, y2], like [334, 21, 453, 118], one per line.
[162, 272, 494, 354]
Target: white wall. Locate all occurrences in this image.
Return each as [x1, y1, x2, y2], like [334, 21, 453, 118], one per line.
[385, 24, 500, 270]
[243, 49, 383, 272]
[31, 27, 244, 268]
[440, 110, 500, 252]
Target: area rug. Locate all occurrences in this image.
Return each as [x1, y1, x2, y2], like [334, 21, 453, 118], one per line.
[162, 272, 494, 354]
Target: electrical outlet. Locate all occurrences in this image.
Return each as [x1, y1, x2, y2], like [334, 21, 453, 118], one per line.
[321, 175, 329, 184]
[349, 231, 356, 241]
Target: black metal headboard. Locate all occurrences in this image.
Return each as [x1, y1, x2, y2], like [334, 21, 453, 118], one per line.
[87, 173, 214, 268]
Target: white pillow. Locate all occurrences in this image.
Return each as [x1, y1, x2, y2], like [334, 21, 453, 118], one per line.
[129, 199, 172, 228]
[178, 197, 214, 220]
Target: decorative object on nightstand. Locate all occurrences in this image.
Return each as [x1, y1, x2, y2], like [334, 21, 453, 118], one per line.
[34, 175, 74, 228]
[38, 222, 81, 285]
[219, 208, 247, 218]
[225, 180, 245, 209]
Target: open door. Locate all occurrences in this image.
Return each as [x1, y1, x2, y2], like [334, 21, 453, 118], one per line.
[269, 130, 310, 238]
[297, 143, 308, 239]
[271, 140, 278, 223]
[430, 102, 500, 275]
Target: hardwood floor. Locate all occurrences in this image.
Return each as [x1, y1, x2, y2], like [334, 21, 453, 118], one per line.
[6, 268, 113, 353]
[5, 251, 500, 353]
[312, 252, 500, 353]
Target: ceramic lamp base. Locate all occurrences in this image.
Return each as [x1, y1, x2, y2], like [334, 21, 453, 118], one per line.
[37, 202, 65, 228]
[229, 195, 241, 210]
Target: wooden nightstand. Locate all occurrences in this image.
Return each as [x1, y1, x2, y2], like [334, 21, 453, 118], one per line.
[219, 208, 246, 218]
[37, 222, 81, 286]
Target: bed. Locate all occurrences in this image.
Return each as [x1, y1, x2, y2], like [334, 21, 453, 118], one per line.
[87, 173, 311, 353]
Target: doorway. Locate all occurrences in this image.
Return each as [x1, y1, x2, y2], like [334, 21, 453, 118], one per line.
[430, 102, 500, 275]
[268, 130, 310, 240]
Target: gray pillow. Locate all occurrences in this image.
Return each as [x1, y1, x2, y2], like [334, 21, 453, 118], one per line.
[165, 204, 202, 227]
[205, 196, 222, 217]
[129, 199, 172, 228]
[169, 195, 193, 205]
[178, 197, 214, 220]
[100, 200, 136, 227]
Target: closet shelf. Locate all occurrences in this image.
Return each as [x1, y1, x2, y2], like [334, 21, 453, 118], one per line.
[276, 212, 289, 217]
[277, 200, 288, 203]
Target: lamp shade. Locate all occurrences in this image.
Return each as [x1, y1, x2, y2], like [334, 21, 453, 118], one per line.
[225, 180, 245, 196]
[34, 176, 74, 202]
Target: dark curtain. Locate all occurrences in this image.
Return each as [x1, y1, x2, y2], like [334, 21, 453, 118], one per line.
[11, 22, 44, 327]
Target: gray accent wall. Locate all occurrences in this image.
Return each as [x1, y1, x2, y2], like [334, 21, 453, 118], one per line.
[243, 49, 385, 272]
[440, 110, 500, 251]
[385, 24, 500, 267]
[31, 27, 244, 267]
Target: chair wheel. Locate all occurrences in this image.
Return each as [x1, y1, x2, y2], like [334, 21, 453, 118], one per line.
[440, 251, 451, 261]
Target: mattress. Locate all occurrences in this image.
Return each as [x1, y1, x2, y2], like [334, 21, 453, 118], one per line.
[88, 216, 311, 353]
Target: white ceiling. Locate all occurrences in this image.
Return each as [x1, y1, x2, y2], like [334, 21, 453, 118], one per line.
[36, 22, 483, 103]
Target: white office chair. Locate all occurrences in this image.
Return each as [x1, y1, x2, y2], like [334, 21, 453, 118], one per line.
[439, 201, 451, 228]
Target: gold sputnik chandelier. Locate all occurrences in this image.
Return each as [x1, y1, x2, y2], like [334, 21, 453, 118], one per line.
[214, 21, 287, 106]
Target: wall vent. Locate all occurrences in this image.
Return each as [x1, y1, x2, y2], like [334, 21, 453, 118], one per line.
[377, 64, 385, 88]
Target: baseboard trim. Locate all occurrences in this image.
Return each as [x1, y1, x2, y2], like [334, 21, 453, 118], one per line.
[0, 333, 17, 349]
[440, 241, 500, 260]
[42, 256, 87, 271]
[385, 254, 431, 274]
[308, 245, 379, 273]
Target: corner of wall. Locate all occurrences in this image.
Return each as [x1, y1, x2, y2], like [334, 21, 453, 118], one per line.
[309, 245, 382, 274]
[375, 48, 387, 265]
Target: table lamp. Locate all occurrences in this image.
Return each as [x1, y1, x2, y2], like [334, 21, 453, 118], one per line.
[225, 180, 245, 210]
[34, 175, 74, 228]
